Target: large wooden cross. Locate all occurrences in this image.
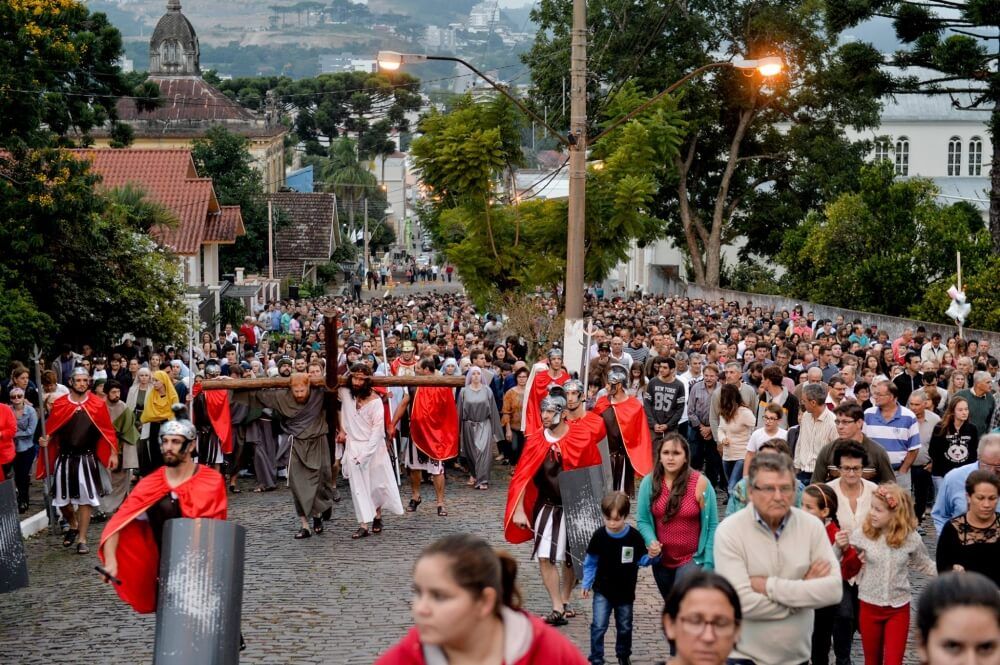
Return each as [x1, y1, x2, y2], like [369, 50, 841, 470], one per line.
[200, 314, 465, 438]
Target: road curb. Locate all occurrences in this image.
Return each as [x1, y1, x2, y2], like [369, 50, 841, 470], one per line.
[20, 509, 48, 539]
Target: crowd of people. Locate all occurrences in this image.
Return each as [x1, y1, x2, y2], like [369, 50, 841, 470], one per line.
[2, 289, 1000, 665]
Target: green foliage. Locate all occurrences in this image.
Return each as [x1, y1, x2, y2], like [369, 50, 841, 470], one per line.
[216, 297, 248, 331]
[0, 0, 153, 148]
[0, 147, 186, 365]
[191, 127, 271, 275]
[825, 0, 1000, 251]
[913, 256, 1000, 333]
[778, 162, 991, 316]
[525, 0, 891, 286]
[412, 90, 685, 309]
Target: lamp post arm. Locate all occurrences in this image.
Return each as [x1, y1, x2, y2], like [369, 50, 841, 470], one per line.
[589, 61, 733, 145]
[428, 55, 572, 148]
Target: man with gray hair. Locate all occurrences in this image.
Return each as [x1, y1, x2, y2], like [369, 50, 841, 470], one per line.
[955, 371, 996, 438]
[931, 433, 1000, 534]
[793, 383, 838, 484]
[714, 452, 842, 665]
[709, 361, 757, 441]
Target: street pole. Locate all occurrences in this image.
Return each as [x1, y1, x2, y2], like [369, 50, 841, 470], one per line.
[364, 197, 370, 281]
[563, 0, 587, 376]
[267, 200, 274, 280]
[957, 251, 963, 339]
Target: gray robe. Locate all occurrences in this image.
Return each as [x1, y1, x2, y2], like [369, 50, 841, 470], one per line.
[458, 386, 503, 487]
[238, 389, 331, 518]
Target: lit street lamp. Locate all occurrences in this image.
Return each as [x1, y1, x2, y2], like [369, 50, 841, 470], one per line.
[379, 47, 782, 374]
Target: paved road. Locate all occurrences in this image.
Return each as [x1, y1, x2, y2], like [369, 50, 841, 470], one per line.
[1, 460, 933, 665]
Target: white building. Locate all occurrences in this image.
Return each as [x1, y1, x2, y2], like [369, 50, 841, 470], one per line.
[365, 151, 408, 251]
[468, 1, 500, 31]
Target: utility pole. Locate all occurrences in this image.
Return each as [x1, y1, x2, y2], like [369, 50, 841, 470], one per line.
[563, 0, 587, 376]
[267, 199, 274, 280]
[363, 197, 370, 281]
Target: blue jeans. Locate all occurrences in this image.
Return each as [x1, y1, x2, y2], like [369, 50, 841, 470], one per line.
[589, 592, 633, 665]
[723, 460, 744, 491]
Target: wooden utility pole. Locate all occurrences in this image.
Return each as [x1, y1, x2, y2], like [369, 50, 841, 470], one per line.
[563, 0, 587, 375]
[267, 200, 274, 280]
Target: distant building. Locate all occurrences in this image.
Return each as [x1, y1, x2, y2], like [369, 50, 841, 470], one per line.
[268, 193, 343, 285]
[468, 1, 500, 31]
[90, 0, 287, 193]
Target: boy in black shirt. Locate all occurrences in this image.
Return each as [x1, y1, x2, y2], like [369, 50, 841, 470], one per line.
[582, 492, 659, 665]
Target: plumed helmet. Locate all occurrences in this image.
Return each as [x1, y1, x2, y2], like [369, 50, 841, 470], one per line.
[540, 384, 567, 424]
[159, 404, 197, 443]
[607, 363, 629, 385]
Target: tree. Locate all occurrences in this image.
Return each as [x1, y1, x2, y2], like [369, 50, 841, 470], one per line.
[826, 0, 1000, 252]
[191, 127, 271, 275]
[411, 91, 684, 308]
[524, 0, 891, 286]
[777, 162, 990, 316]
[0, 147, 186, 366]
[305, 137, 380, 242]
[0, 0, 157, 149]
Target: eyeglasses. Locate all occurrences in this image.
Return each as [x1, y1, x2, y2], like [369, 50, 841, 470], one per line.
[677, 615, 738, 638]
[10, 395, 23, 400]
[980, 461, 1000, 472]
[838, 465, 863, 475]
[751, 484, 794, 495]
[835, 418, 859, 426]
[764, 416, 780, 422]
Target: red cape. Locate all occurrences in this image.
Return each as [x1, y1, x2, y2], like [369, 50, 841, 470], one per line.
[503, 425, 602, 544]
[98, 465, 227, 613]
[192, 384, 233, 454]
[375, 610, 588, 665]
[592, 395, 653, 477]
[37, 393, 117, 479]
[0, 405, 15, 481]
[523, 365, 569, 439]
[410, 387, 459, 460]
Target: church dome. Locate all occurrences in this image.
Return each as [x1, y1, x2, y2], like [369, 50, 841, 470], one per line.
[149, 0, 200, 76]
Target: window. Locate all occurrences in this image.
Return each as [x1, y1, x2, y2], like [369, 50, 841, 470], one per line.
[895, 137, 909, 176]
[947, 136, 962, 176]
[873, 140, 891, 164]
[969, 137, 983, 176]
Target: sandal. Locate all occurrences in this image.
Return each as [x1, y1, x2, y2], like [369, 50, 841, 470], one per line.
[544, 610, 568, 626]
[372, 517, 383, 534]
[563, 604, 577, 618]
[437, 506, 448, 517]
[407, 497, 422, 512]
[466, 477, 476, 487]
[294, 528, 312, 539]
[229, 484, 241, 494]
[474, 483, 489, 490]
[312, 517, 324, 534]
[352, 526, 370, 539]
[62, 529, 78, 548]
[76, 542, 89, 555]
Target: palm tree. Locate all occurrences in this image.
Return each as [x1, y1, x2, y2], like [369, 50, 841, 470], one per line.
[320, 138, 377, 241]
[104, 184, 178, 234]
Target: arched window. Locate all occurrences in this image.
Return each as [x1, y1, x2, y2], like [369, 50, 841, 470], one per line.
[969, 136, 983, 177]
[873, 140, 891, 164]
[895, 137, 909, 176]
[947, 136, 962, 176]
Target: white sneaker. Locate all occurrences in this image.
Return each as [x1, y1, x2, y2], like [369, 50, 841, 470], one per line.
[277, 468, 288, 479]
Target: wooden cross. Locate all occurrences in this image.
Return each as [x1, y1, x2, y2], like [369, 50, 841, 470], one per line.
[200, 314, 466, 438]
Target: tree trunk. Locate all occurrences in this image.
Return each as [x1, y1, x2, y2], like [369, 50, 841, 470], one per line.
[676, 141, 707, 285]
[706, 106, 755, 288]
[989, 106, 1000, 254]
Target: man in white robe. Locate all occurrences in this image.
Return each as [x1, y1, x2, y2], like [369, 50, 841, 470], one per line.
[337, 363, 403, 538]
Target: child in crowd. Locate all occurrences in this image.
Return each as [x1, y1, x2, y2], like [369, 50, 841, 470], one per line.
[850, 483, 936, 665]
[582, 492, 659, 665]
[803, 483, 862, 665]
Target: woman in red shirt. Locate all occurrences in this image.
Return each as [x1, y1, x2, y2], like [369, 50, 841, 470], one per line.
[377, 534, 587, 665]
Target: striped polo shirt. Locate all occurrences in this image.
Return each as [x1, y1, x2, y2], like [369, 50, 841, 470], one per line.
[862, 404, 921, 467]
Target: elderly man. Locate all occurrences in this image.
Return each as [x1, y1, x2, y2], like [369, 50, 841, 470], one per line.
[956, 371, 997, 439]
[709, 361, 757, 441]
[714, 452, 842, 665]
[931, 433, 1000, 534]
[793, 383, 838, 485]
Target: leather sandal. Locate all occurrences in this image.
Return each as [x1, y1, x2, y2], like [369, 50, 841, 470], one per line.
[294, 528, 311, 539]
[312, 517, 324, 534]
[544, 610, 568, 626]
[437, 506, 448, 517]
[63, 529, 78, 547]
[352, 526, 370, 539]
[372, 517, 383, 533]
[407, 497, 422, 512]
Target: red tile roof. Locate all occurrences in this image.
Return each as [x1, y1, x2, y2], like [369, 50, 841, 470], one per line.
[70, 148, 243, 255]
[204, 206, 244, 244]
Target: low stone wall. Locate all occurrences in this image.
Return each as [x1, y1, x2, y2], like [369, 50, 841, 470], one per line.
[661, 280, 1000, 346]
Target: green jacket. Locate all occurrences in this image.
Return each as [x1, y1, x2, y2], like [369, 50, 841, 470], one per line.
[636, 471, 718, 570]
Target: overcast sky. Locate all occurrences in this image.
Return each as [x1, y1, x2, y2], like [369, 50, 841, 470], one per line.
[496, 0, 533, 7]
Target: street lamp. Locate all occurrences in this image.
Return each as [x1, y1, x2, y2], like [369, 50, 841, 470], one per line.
[380, 47, 783, 374]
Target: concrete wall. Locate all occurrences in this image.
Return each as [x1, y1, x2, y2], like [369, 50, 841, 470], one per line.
[661, 280, 1000, 346]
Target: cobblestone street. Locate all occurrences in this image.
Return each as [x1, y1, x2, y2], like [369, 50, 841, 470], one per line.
[2, 464, 932, 664]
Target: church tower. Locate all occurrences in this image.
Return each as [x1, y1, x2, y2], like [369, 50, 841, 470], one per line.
[148, 0, 200, 76]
